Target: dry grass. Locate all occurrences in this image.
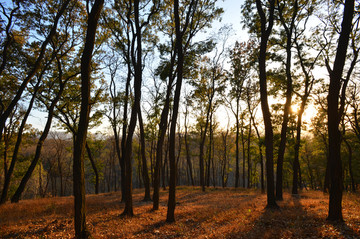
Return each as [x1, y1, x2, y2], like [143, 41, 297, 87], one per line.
[0, 187, 359, 238]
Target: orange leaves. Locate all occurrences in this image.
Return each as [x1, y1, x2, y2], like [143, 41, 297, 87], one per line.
[0, 188, 359, 238]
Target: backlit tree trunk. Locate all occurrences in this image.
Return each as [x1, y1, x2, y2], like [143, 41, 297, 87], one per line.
[326, 0, 354, 222]
[255, 0, 278, 208]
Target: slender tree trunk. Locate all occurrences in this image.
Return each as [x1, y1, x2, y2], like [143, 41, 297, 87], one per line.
[167, 0, 188, 222]
[85, 142, 99, 194]
[73, 1, 103, 237]
[235, 101, 240, 188]
[163, 138, 169, 190]
[247, 123, 252, 188]
[249, 105, 264, 193]
[122, 0, 144, 217]
[327, 0, 354, 222]
[343, 138, 355, 192]
[0, 80, 40, 204]
[57, 154, 64, 196]
[153, 48, 176, 211]
[184, 112, 194, 186]
[241, 117, 246, 188]
[292, 107, 304, 195]
[119, 71, 131, 202]
[11, 79, 66, 203]
[138, 108, 151, 201]
[256, 0, 278, 208]
[275, 1, 296, 199]
[199, 126, 206, 191]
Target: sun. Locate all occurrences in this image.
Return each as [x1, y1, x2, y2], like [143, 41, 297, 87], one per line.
[291, 105, 299, 114]
[290, 104, 318, 123]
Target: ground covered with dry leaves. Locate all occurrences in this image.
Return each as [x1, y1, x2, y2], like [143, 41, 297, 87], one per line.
[0, 187, 359, 238]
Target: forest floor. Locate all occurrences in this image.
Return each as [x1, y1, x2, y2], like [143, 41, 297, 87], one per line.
[0, 187, 359, 238]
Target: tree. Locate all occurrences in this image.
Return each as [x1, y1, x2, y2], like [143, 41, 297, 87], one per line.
[152, 0, 222, 210]
[73, 0, 103, 237]
[326, 0, 354, 221]
[138, 106, 151, 201]
[0, 0, 72, 142]
[11, 32, 79, 202]
[0, 77, 41, 204]
[183, 96, 195, 186]
[257, 0, 277, 208]
[166, 0, 223, 221]
[273, 0, 299, 201]
[244, 80, 264, 192]
[104, 0, 159, 204]
[291, 0, 322, 194]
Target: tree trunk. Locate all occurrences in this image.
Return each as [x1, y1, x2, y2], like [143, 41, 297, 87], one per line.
[343, 138, 355, 192]
[184, 108, 194, 186]
[11, 77, 66, 203]
[327, 0, 354, 221]
[73, 1, 103, 237]
[241, 117, 246, 188]
[0, 80, 40, 204]
[247, 123, 252, 188]
[166, 0, 187, 222]
[292, 107, 304, 195]
[153, 46, 176, 211]
[255, 0, 278, 209]
[327, 0, 354, 222]
[138, 108, 151, 201]
[85, 142, 99, 194]
[119, 71, 131, 202]
[235, 100, 240, 188]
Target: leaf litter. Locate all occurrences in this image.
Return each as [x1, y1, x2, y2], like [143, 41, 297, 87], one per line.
[0, 187, 359, 238]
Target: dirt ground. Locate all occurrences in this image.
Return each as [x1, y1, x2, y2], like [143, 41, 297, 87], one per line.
[0, 186, 359, 238]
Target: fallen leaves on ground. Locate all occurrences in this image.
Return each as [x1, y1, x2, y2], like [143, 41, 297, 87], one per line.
[0, 187, 359, 238]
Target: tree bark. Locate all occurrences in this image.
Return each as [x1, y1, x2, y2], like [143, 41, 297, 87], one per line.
[138, 108, 151, 201]
[166, 0, 189, 222]
[73, 0, 103, 237]
[85, 142, 99, 194]
[184, 104, 194, 186]
[326, 0, 354, 222]
[247, 123, 252, 188]
[235, 98, 240, 188]
[255, 0, 278, 208]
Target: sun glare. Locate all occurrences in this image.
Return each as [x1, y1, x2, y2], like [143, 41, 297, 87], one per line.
[291, 104, 318, 124]
[291, 105, 299, 114]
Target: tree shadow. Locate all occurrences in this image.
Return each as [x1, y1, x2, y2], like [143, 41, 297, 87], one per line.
[225, 194, 359, 239]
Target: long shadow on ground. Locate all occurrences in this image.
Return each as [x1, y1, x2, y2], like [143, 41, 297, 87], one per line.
[225, 195, 359, 239]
